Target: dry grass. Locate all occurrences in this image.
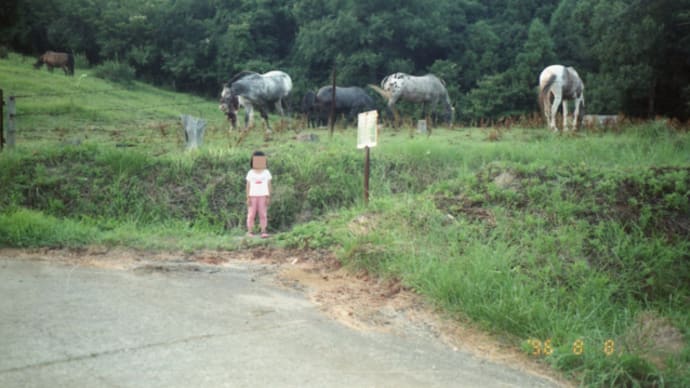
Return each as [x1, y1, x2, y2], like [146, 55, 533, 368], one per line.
[621, 311, 685, 370]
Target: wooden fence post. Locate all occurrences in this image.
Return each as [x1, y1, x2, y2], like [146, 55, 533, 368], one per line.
[1, 89, 4, 151]
[7, 95, 15, 149]
[329, 64, 336, 137]
[364, 145, 370, 205]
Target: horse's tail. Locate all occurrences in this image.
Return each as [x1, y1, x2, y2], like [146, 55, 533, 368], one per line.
[368, 84, 391, 101]
[67, 52, 75, 76]
[539, 74, 556, 115]
[444, 95, 454, 125]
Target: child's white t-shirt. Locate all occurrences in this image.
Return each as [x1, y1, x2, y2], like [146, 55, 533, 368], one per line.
[246, 169, 272, 196]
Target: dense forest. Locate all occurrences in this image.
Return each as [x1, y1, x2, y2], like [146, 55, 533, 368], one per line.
[2, 0, 690, 122]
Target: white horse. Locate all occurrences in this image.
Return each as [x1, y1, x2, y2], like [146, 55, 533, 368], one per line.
[539, 65, 585, 132]
[219, 70, 292, 133]
[369, 72, 454, 128]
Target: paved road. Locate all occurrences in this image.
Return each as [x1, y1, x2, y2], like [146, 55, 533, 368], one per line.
[0, 258, 562, 387]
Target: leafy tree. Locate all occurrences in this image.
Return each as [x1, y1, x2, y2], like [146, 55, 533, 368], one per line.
[213, 1, 297, 86]
[2, 0, 63, 54]
[513, 19, 557, 108]
[3, 0, 688, 119]
[458, 21, 501, 90]
[429, 59, 463, 112]
[463, 18, 556, 121]
[589, 1, 662, 116]
[548, 0, 595, 69]
[292, 0, 471, 88]
[554, 0, 690, 119]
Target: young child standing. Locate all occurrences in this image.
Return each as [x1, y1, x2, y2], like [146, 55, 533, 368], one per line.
[246, 150, 272, 238]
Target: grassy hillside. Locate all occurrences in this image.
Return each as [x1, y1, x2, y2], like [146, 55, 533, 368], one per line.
[2, 53, 689, 386]
[0, 52, 232, 150]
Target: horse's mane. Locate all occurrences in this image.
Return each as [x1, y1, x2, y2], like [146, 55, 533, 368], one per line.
[228, 70, 258, 84]
[380, 74, 390, 88]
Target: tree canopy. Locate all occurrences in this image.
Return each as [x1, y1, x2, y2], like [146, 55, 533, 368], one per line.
[3, 0, 689, 121]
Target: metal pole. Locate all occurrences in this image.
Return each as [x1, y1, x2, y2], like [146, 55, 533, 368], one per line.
[364, 146, 370, 205]
[329, 64, 336, 136]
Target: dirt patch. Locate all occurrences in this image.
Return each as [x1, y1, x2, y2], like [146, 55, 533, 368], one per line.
[434, 193, 497, 226]
[274, 254, 566, 377]
[0, 246, 571, 386]
[621, 311, 686, 370]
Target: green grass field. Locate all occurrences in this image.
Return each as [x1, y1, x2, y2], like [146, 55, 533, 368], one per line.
[2, 52, 689, 386]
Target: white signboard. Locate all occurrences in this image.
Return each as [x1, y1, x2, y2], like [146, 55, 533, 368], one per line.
[357, 110, 378, 149]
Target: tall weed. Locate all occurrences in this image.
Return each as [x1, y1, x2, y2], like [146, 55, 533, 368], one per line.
[0, 208, 96, 247]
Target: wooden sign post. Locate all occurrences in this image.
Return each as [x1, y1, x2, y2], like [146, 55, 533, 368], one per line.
[357, 110, 378, 205]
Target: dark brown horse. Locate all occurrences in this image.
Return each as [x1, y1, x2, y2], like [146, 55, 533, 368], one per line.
[33, 51, 74, 76]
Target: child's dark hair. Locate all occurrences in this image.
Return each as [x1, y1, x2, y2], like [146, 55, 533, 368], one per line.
[250, 150, 266, 168]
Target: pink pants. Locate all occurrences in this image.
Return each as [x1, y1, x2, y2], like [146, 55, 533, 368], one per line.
[247, 196, 268, 232]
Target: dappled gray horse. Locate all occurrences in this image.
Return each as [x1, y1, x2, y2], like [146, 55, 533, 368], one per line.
[539, 65, 585, 132]
[219, 70, 292, 132]
[314, 86, 377, 125]
[218, 93, 249, 129]
[369, 73, 453, 127]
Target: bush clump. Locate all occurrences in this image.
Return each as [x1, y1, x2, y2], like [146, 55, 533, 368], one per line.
[92, 60, 136, 84]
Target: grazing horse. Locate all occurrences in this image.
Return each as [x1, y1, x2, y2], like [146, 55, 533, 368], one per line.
[313, 86, 377, 125]
[300, 90, 322, 128]
[369, 73, 453, 128]
[219, 71, 253, 130]
[539, 65, 585, 131]
[33, 51, 74, 76]
[219, 94, 251, 129]
[219, 70, 292, 133]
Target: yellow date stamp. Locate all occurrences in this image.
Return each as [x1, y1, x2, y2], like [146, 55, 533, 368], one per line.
[527, 338, 616, 356]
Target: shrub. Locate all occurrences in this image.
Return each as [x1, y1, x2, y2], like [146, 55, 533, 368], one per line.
[92, 60, 136, 84]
